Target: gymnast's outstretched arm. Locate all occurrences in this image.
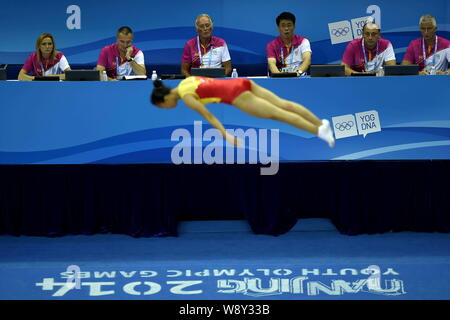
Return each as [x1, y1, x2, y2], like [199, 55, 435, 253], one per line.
[182, 94, 242, 147]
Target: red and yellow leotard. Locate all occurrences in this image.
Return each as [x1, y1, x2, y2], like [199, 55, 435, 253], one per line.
[178, 76, 251, 105]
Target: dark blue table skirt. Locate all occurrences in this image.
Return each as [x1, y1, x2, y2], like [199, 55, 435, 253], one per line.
[1, 161, 449, 237]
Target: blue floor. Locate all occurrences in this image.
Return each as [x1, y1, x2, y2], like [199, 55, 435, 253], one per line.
[0, 219, 449, 300]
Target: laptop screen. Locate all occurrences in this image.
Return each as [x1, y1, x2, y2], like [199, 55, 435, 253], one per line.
[191, 68, 226, 78]
[65, 70, 100, 81]
[0, 68, 6, 81]
[384, 65, 419, 76]
[270, 72, 298, 78]
[310, 65, 345, 77]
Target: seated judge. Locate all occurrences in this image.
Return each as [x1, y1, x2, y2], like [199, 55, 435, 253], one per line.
[266, 12, 312, 76]
[96, 26, 146, 80]
[341, 21, 396, 76]
[18, 33, 71, 81]
[401, 14, 450, 75]
[181, 14, 232, 77]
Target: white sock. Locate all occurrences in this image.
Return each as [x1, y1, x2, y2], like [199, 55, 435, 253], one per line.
[318, 119, 335, 148]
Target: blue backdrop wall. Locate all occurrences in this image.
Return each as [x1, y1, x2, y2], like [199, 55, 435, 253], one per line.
[1, 76, 449, 164]
[1, 0, 449, 73]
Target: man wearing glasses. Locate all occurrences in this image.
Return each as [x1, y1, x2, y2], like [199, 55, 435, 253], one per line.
[401, 14, 450, 75]
[341, 21, 396, 76]
[181, 14, 232, 77]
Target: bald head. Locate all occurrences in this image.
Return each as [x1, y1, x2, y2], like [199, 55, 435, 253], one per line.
[362, 22, 381, 49]
[363, 22, 380, 34]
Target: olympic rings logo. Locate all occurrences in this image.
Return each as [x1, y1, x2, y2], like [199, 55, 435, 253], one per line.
[331, 27, 350, 37]
[335, 121, 354, 131]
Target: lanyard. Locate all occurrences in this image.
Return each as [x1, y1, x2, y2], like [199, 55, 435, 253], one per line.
[40, 58, 51, 76]
[280, 45, 294, 67]
[362, 39, 378, 71]
[422, 36, 438, 66]
[197, 36, 213, 67]
[115, 56, 120, 76]
[40, 62, 46, 76]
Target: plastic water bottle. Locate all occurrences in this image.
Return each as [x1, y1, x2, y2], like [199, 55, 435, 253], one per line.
[101, 71, 107, 81]
[231, 68, 238, 78]
[376, 66, 384, 77]
[151, 70, 158, 81]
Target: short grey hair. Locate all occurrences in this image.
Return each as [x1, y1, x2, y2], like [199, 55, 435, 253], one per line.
[419, 14, 437, 28]
[195, 14, 213, 28]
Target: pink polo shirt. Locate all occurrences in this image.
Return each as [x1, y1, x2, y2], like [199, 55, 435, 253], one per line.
[97, 44, 145, 78]
[266, 35, 311, 71]
[22, 51, 70, 76]
[342, 38, 396, 72]
[181, 36, 231, 68]
[403, 36, 450, 71]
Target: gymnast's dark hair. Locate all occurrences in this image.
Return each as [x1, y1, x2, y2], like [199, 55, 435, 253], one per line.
[151, 79, 172, 105]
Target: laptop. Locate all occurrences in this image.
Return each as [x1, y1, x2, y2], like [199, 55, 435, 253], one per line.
[33, 76, 60, 81]
[65, 70, 100, 81]
[0, 68, 6, 80]
[191, 68, 226, 78]
[121, 75, 148, 80]
[160, 74, 186, 80]
[384, 65, 419, 76]
[310, 65, 345, 77]
[351, 72, 376, 77]
[269, 72, 298, 78]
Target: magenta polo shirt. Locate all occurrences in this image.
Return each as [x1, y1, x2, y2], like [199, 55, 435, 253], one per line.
[22, 51, 70, 76]
[342, 38, 396, 72]
[403, 36, 450, 71]
[181, 36, 231, 68]
[266, 35, 311, 71]
[97, 44, 145, 78]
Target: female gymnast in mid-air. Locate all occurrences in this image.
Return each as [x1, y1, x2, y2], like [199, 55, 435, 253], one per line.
[151, 76, 335, 147]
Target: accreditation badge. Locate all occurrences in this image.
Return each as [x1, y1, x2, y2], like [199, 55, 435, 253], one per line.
[366, 60, 376, 72]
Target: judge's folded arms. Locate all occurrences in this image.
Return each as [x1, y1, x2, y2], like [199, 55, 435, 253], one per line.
[18, 33, 71, 81]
